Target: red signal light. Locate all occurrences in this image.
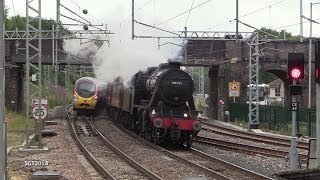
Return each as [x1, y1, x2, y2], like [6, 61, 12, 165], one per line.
[316, 68, 319, 79]
[290, 68, 302, 79]
[288, 53, 304, 80]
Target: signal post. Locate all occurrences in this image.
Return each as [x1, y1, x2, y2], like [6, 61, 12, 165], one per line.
[287, 53, 304, 169]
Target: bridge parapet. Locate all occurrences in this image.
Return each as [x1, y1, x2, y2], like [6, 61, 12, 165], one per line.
[5, 39, 91, 65]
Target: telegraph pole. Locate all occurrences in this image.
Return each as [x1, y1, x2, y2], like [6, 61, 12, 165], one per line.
[0, 0, 6, 178]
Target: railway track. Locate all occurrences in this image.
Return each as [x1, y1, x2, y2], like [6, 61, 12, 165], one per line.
[66, 106, 160, 180]
[106, 119, 271, 180]
[171, 148, 272, 180]
[201, 121, 309, 150]
[94, 118, 230, 179]
[196, 121, 308, 163]
[194, 136, 308, 163]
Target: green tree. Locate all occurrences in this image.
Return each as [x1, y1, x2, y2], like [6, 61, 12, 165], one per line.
[255, 27, 300, 41]
[5, 9, 55, 30]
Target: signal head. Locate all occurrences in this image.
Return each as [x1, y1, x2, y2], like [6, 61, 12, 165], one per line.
[290, 68, 302, 79]
[288, 53, 304, 80]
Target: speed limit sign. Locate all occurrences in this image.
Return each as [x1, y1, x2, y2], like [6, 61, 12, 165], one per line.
[32, 105, 48, 120]
[229, 82, 240, 97]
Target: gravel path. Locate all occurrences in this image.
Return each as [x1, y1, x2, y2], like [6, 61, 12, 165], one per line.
[7, 106, 103, 180]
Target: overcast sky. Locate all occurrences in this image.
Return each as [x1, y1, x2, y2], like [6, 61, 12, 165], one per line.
[4, 0, 320, 37]
[4, 0, 320, 82]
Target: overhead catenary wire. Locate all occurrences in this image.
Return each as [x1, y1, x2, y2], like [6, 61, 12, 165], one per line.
[68, 0, 81, 9]
[67, 0, 104, 24]
[135, 20, 181, 36]
[120, 0, 153, 25]
[238, 20, 280, 39]
[156, 0, 214, 26]
[60, 3, 91, 24]
[208, 0, 288, 30]
[274, 18, 320, 30]
[60, 14, 105, 31]
[239, 0, 287, 19]
[11, 0, 19, 29]
[184, 0, 195, 28]
[136, 0, 214, 38]
[302, 15, 320, 25]
[59, 2, 107, 31]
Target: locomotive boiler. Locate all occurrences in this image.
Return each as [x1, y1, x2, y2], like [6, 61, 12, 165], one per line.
[107, 62, 201, 147]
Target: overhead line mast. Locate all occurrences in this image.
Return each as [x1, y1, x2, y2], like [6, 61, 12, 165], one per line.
[0, 0, 5, 178]
[25, 0, 43, 148]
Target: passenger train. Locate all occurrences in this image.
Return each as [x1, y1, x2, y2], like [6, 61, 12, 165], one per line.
[73, 77, 106, 116]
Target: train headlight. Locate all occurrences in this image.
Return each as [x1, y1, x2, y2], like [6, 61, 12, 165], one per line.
[74, 94, 78, 99]
[183, 113, 188, 118]
[154, 118, 162, 128]
[93, 95, 98, 100]
[151, 109, 156, 117]
[192, 121, 201, 131]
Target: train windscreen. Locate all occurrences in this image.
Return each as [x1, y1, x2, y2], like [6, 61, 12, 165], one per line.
[76, 82, 96, 98]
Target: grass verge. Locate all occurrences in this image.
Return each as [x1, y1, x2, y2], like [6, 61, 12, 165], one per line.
[5, 110, 36, 148]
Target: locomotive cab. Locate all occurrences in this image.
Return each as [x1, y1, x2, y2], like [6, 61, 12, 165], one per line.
[73, 77, 101, 115]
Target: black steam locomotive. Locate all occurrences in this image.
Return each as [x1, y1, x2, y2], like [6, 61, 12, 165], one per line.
[106, 62, 201, 147]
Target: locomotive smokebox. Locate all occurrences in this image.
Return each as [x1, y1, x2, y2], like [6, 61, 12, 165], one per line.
[134, 62, 194, 106]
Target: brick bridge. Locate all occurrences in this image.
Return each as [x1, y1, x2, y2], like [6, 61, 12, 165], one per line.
[186, 40, 315, 120]
[5, 39, 91, 111]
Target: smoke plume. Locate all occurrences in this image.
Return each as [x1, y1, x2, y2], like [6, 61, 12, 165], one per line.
[63, 1, 183, 83]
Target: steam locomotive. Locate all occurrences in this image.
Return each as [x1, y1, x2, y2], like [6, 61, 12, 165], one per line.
[106, 62, 201, 147]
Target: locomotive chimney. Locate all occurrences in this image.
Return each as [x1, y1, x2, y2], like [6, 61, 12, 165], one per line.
[167, 60, 181, 69]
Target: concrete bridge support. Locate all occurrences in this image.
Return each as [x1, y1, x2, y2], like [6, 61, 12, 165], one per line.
[208, 66, 219, 119]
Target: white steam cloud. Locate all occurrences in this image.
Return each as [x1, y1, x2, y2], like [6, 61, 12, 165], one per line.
[63, 1, 184, 83]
